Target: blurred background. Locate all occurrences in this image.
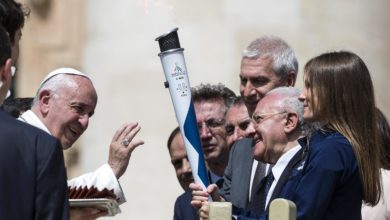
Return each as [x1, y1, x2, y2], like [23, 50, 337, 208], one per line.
[14, 0, 390, 219]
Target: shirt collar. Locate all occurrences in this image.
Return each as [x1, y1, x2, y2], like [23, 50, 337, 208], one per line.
[18, 110, 51, 134]
[271, 144, 301, 182]
[209, 170, 223, 184]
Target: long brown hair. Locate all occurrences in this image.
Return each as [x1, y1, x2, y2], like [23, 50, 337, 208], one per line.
[376, 108, 390, 169]
[304, 51, 381, 205]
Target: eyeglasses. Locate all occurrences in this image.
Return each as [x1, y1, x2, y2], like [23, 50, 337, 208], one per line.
[197, 118, 225, 132]
[252, 111, 286, 125]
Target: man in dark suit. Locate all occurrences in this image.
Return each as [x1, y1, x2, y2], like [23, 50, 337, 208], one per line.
[167, 127, 198, 220]
[224, 96, 256, 149]
[243, 87, 305, 217]
[192, 83, 236, 183]
[219, 35, 299, 212]
[174, 191, 199, 220]
[235, 87, 305, 219]
[0, 0, 26, 101]
[191, 36, 299, 214]
[220, 96, 256, 210]
[194, 87, 305, 220]
[220, 138, 256, 208]
[172, 84, 236, 220]
[0, 24, 69, 219]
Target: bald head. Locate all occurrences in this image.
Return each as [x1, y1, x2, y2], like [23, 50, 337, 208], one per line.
[31, 70, 97, 149]
[259, 87, 303, 123]
[252, 87, 304, 163]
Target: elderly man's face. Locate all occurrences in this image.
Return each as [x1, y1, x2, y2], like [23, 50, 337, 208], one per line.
[239, 57, 285, 116]
[225, 104, 255, 148]
[194, 100, 229, 164]
[45, 76, 97, 149]
[252, 96, 288, 164]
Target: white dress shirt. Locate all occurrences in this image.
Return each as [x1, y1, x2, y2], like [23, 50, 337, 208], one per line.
[265, 145, 301, 207]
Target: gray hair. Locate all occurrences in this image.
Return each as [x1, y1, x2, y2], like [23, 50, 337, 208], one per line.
[242, 35, 298, 80]
[265, 87, 304, 124]
[32, 74, 88, 105]
[191, 83, 236, 115]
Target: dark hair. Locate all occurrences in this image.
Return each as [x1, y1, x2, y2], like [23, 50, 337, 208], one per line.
[231, 96, 245, 107]
[167, 126, 181, 151]
[304, 51, 381, 205]
[376, 108, 390, 169]
[0, 25, 11, 65]
[1, 97, 33, 117]
[0, 0, 29, 44]
[191, 83, 236, 114]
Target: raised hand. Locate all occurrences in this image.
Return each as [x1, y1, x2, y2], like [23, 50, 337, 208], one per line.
[108, 122, 144, 179]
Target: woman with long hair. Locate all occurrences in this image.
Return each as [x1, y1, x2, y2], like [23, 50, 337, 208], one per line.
[286, 51, 382, 220]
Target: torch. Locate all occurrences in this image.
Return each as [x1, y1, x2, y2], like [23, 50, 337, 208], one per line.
[156, 28, 209, 191]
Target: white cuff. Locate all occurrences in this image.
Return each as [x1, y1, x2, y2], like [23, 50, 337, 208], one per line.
[68, 163, 126, 204]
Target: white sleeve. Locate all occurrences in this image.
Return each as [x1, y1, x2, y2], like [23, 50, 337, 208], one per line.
[67, 163, 126, 204]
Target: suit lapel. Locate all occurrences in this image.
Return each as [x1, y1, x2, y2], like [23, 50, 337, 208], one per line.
[265, 148, 304, 212]
[239, 139, 257, 203]
[247, 173, 269, 215]
[250, 162, 267, 202]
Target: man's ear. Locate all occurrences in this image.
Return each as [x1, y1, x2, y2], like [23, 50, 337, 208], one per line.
[284, 112, 299, 133]
[1, 58, 12, 81]
[286, 71, 297, 87]
[0, 58, 13, 103]
[38, 90, 52, 115]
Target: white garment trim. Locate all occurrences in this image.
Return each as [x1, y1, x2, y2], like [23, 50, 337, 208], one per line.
[18, 110, 51, 134]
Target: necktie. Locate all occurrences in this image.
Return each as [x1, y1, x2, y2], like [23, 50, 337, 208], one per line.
[260, 171, 274, 214]
[215, 178, 224, 189]
[251, 162, 266, 201]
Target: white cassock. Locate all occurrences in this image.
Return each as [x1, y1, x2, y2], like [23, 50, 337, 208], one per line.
[19, 110, 126, 204]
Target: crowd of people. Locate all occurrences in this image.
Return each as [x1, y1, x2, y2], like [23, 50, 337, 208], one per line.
[0, 0, 389, 220]
[171, 33, 388, 220]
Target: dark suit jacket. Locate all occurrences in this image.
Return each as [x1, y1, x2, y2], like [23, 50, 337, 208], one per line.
[220, 138, 267, 211]
[173, 190, 198, 220]
[0, 110, 69, 219]
[248, 147, 304, 216]
[173, 171, 224, 220]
